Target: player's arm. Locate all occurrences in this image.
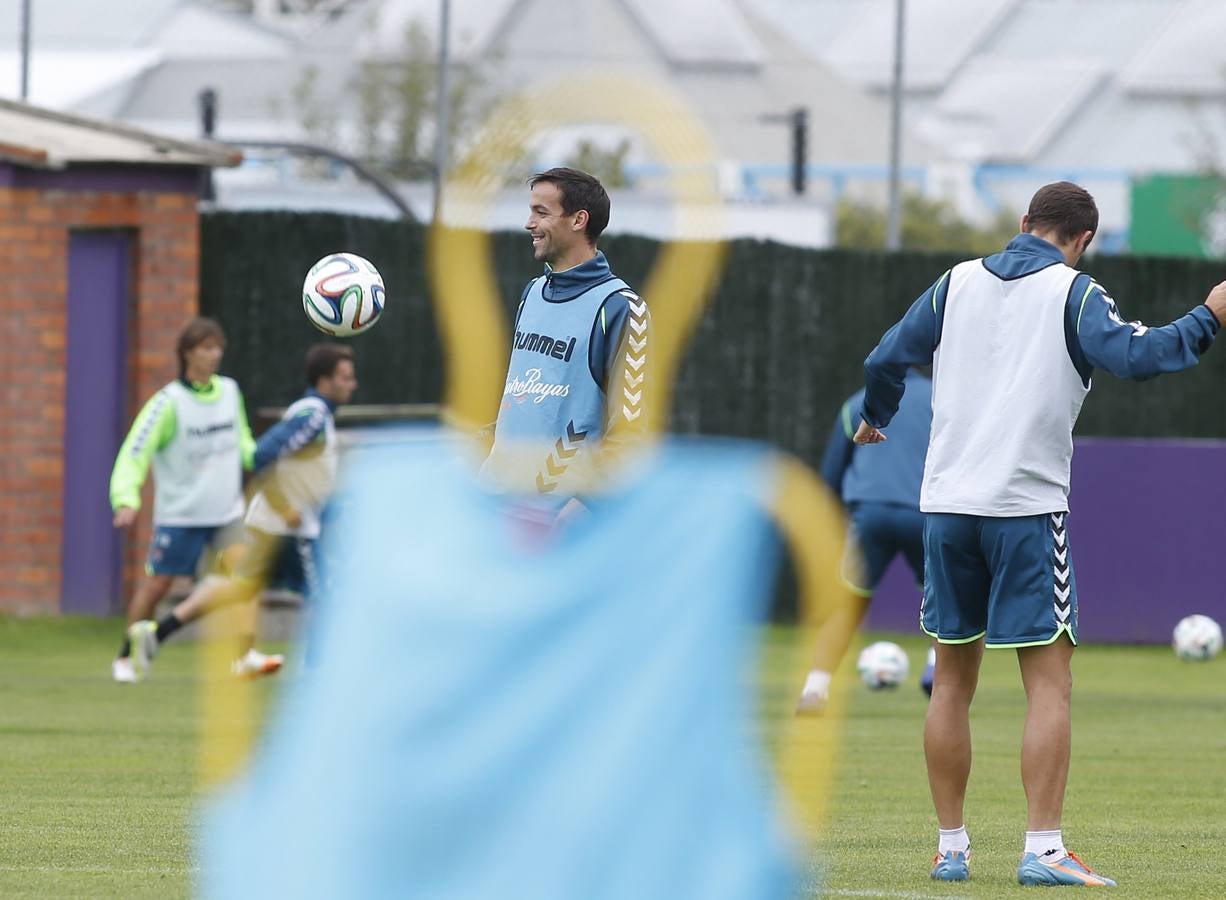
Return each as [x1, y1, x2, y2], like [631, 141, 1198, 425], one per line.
[109, 391, 177, 524]
[251, 403, 327, 474]
[259, 474, 301, 529]
[1069, 275, 1224, 382]
[818, 399, 858, 502]
[236, 389, 257, 471]
[595, 288, 649, 441]
[248, 404, 328, 527]
[861, 270, 950, 437]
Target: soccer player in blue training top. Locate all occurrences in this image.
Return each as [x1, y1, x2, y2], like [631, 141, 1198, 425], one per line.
[481, 167, 647, 501]
[109, 318, 255, 683]
[127, 343, 357, 679]
[855, 181, 1226, 887]
[796, 368, 933, 713]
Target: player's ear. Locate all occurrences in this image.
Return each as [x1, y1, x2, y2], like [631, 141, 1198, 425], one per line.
[572, 209, 589, 234]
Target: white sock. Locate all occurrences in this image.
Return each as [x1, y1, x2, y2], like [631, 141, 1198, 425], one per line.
[938, 826, 969, 854]
[1024, 829, 1066, 861]
[802, 669, 832, 698]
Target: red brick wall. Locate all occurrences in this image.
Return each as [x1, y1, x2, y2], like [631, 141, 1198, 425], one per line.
[0, 187, 199, 614]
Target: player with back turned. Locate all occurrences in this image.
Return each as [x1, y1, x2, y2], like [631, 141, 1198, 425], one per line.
[855, 181, 1226, 887]
[796, 368, 933, 713]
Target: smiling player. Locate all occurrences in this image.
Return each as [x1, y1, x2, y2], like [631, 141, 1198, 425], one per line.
[482, 167, 648, 498]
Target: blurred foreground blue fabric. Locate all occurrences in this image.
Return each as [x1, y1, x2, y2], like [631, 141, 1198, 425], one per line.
[203, 431, 802, 899]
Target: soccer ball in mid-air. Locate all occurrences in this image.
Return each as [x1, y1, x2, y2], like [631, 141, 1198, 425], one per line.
[1171, 615, 1223, 661]
[857, 641, 910, 689]
[302, 252, 385, 337]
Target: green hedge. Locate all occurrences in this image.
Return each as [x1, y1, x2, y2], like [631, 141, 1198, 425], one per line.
[201, 212, 1226, 462]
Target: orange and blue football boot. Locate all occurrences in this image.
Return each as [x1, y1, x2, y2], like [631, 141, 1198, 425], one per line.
[931, 848, 970, 881]
[1017, 850, 1115, 887]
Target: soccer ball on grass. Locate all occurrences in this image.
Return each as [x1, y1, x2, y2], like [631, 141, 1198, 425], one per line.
[1172, 614, 1222, 661]
[857, 641, 910, 689]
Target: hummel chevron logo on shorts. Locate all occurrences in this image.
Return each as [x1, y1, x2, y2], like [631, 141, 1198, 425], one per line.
[1051, 512, 1071, 625]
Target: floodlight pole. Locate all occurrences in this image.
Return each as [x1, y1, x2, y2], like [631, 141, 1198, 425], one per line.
[431, 0, 452, 225]
[885, 0, 906, 251]
[19, 0, 31, 101]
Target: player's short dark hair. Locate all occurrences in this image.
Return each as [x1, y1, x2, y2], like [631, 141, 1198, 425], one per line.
[528, 167, 610, 243]
[1026, 182, 1099, 244]
[305, 342, 354, 386]
[176, 317, 225, 375]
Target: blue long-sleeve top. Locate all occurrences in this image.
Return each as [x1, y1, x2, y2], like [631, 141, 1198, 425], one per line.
[251, 389, 336, 474]
[821, 370, 931, 508]
[861, 233, 1220, 429]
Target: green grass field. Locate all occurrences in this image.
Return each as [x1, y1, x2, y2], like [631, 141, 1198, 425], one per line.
[1, 618, 1223, 898]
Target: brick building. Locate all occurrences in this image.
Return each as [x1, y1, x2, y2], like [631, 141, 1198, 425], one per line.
[0, 99, 239, 615]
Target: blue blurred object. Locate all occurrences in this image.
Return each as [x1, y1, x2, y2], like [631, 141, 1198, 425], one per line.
[202, 430, 805, 900]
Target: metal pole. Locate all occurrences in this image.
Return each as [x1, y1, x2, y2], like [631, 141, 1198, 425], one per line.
[19, 0, 31, 101]
[198, 88, 218, 203]
[885, 0, 906, 250]
[431, 0, 452, 225]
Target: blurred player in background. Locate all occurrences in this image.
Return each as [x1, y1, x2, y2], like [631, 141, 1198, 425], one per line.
[482, 167, 648, 499]
[796, 368, 932, 713]
[856, 181, 1226, 887]
[109, 318, 255, 683]
[127, 343, 357, 679]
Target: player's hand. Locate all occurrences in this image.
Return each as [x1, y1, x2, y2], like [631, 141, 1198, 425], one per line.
[112, 506, 137, 528]
[1203, 280, 1226, 326]
[853, 420, 886, 445]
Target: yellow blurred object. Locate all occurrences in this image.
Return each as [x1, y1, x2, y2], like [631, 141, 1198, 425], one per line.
[200, 70, 857, 852]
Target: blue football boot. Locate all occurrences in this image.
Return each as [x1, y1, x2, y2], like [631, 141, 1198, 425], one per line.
[931, 848, 970, 881]
[1017, 850, 1116, 887]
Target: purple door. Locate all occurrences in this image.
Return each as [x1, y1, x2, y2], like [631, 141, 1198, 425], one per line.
[61, 231, 132, 615]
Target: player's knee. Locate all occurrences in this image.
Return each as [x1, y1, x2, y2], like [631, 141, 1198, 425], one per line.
[933, 667, 979, 702]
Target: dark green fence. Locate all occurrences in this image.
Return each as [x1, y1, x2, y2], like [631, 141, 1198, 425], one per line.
[201, 212, 1226, 464]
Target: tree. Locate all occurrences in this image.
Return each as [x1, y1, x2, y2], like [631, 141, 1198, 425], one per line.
[563, 139, 632, 188]
[836, 193, 1019, 255]
[291, 18, 501, 180]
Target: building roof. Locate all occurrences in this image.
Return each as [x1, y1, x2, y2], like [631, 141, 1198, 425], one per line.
[818, 0, 1018, 92]
[921, 55, 1108, 163]
[0, 49, 163, 112]
[760, 0, 1226, 173]
[0, 97, 242, 168]
[1121, 0, 1226, 96]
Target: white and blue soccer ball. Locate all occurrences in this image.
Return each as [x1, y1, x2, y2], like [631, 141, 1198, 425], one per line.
[1172, 615, 1223, 661]
[857, 641, 910, 689]
[920, 645, 936, 696]
[302, 251, 385, 337]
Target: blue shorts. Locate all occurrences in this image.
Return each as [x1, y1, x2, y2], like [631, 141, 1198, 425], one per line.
[233, 528, 322, 600]
[920, 511, 1078, 648]
[145, 522, 243, 577]
[841, 502, 925, 596]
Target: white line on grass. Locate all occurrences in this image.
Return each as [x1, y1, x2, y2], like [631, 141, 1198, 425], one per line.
[826, 891, 949, 899]
[0, 865, 199, 875]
